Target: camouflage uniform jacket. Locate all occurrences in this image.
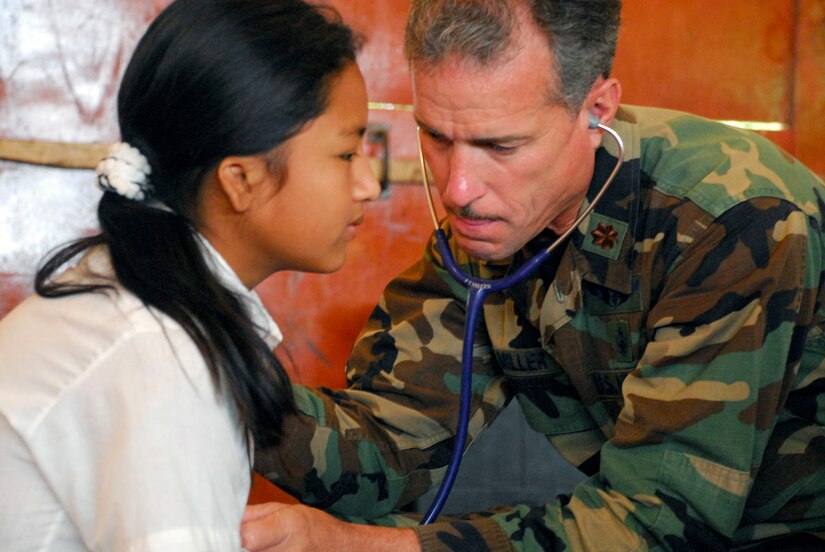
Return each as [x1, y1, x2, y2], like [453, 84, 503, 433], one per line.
[256, 105, 825, 551]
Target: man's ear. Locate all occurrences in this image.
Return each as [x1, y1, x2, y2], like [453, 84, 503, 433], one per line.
[583, 77, 622, 148]
[215, 156, 272, 213]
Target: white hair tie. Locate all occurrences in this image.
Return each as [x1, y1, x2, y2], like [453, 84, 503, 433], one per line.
[96, 142, 153, 201]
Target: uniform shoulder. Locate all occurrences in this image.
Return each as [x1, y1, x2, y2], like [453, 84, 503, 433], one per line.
[619, 105, 824, 220]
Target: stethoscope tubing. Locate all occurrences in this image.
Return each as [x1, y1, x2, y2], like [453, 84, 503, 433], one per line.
[417, 121, 624, 525]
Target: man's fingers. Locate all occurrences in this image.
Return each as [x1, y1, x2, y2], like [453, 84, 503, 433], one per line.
[242, 501, 291, 522]
[241, 507, 292, 551]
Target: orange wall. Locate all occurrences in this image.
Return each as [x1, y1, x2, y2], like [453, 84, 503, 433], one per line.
[796, 0, 825, 177]
[617, 0, 797, 121]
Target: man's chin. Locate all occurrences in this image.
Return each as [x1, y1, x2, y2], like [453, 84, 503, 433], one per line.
[453, 237, 516, 263]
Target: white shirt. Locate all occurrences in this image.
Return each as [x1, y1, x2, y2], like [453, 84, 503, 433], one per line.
[0, 241, 282, 551]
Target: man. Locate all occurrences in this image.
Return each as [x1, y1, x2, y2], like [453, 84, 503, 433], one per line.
[243, 1, 825, 550]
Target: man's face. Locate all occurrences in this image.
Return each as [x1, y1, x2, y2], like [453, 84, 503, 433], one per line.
[412, 31, 598, 261]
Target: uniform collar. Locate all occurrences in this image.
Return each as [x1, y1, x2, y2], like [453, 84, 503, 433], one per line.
[530, 114, 642, 341]
[565, 112, 641, 295]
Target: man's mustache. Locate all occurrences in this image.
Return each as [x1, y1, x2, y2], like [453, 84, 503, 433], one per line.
[449, 204, 502, 222]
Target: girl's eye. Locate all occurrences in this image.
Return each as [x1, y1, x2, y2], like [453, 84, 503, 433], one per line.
[340, 152, 356, 161]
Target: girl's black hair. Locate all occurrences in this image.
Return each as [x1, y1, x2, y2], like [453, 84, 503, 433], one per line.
[35, 0, 359, 447]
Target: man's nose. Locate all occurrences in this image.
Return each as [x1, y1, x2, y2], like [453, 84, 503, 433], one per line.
[441, 146, 484, 209]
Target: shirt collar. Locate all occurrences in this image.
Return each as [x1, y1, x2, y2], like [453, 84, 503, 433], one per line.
[196, 235, 284, 349]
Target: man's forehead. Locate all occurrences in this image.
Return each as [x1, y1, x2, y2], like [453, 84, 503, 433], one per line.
[411, 66, 563, 141]
[410, 45, 559, 109]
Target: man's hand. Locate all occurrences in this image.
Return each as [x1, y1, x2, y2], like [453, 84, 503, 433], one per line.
[241, 502, 421, 552]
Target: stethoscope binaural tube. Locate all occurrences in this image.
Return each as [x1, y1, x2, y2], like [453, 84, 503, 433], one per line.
[416, 114, 625, 525]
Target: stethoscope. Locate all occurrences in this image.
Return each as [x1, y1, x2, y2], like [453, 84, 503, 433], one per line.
[416, 112, 625, 525]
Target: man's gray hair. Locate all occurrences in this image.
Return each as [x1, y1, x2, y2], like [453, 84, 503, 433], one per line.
[405, 0, 622, 111]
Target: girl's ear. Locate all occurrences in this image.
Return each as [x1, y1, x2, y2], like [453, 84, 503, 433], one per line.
[216, 156, 273, 213]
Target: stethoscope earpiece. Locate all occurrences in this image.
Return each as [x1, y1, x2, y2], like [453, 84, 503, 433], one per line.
[588, 112, 601, 129]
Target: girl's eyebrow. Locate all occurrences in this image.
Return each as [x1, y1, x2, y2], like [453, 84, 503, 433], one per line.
[340, 125, 367, 137]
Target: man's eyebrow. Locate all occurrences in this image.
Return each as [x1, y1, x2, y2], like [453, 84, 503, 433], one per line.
[468, 135, 529, 147]
[415, 119, 529, 145]
[415, 119, 446, 140]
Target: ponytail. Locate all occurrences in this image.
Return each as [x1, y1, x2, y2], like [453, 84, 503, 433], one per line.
[37, 193, 294, 447]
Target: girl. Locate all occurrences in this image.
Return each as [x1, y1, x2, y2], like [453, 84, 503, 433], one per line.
[0, 0, 378, 549]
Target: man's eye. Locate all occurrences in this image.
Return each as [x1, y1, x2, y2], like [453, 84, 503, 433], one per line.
[488, 143, 516, 154]
[490, 144, 512, 152]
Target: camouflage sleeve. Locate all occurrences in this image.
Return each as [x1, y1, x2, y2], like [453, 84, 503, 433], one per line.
[412, 197, 823, 551]
[255, 236, 511, 519]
